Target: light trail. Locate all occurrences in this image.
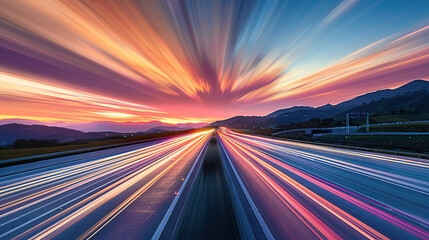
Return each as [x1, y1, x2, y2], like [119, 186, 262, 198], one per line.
[227, 130, 429, 168]
[224, 132, 429, 193]
[0, 130, 213, 239]
[218, 128, 429, 239]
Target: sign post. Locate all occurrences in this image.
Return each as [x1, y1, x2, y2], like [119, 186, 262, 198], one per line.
[346, 112, 369, 134]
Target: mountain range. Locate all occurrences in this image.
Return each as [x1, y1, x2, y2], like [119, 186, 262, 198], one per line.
[0, 123, 195, 146]
[210, 79, 429, 129]
[0, 124, 124, 146]
[0, 119, 207, 133]
[1, 79, 428, 145]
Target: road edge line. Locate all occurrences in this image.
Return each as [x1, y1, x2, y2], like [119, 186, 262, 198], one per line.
[151, 134, 210, 240]
[218, 134, 256, 240]
[218, 136, 274, 240]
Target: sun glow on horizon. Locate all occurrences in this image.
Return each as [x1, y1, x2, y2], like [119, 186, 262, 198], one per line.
[0, 0, 428, 122]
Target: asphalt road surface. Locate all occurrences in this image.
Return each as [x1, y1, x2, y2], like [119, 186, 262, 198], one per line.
[218, 128, 429, 240]
[1, 127, 428, 240]
[172, 136, 240, 240]
[0, 130, 213, 240]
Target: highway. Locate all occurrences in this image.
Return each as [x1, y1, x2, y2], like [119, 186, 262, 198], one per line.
[0, 130, 213, 240]
[218, 128, 429, 239]
[1, 127, 428, 239]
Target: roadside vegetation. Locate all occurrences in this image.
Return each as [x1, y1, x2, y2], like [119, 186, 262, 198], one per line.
[358, 122, 429, 132]
[371, 113, 429, 123]
[276, 117, 340, 130]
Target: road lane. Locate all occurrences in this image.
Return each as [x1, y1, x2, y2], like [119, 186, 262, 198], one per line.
[86, 131, 211, 240]
[0, 130, 213, 239]
[218, 128, 429, 239]
[172, 136, 241, 240]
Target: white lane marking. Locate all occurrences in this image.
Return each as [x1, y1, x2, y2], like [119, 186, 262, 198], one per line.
[29, 133, 211, 240]
[0, 156, 163, 239]
[218, 137, 274, 240]
[151, 136, 210, 240]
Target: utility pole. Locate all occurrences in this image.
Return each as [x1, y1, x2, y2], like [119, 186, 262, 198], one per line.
[346, 113, 349, 134]
[366, 113, 369, 132]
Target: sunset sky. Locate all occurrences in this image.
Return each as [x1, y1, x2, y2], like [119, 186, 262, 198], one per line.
[1, 0, 429, 124]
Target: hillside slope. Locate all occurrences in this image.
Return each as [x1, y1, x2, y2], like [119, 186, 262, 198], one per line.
[210, 80, 429, 129]
[0, 124, 131, 146]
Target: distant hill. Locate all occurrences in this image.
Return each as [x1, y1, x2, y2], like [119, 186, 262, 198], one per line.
[336, 79, 429, 108]
[144, 126, 183, 134]
[210, 79, 429, 129]
[266, 106, 315, 118]
[339, 90, 429, 116]
[0, 124, 86, 146]
[0, 124, 136, 146]
[64, 121, 167, 132]
[0, 119, 208, 133]
[0, 121, 206, 146]
[0, 119, 44, 125]
[210, 104, 340, 128]
[64, 121, 207, 132]
[210, 116, 265, 130]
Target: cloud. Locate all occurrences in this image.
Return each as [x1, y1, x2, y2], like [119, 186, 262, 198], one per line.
[320, 0, 357, 26]
[0, 0, 428, 121]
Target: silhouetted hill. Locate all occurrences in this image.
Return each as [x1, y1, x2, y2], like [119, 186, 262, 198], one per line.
[0, 124, 136, 146]
[262, 107, 340, 127]
[64, 121, 171, 132]
[144, 126, 183, 134]
[0, 119, 207, 133]
[210, 103, 341, 128]
[63, 121, 206, 132]
[338, 90, 429, 116]
[0, 124, 86, 146]
[210, 80, 429, 129]
[210, 116, 265, 129]
[266, 106, 315, 118]
[336, 79, 429, 108]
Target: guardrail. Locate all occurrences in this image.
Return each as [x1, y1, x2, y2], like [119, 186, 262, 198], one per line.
[335, 132, 429, 136]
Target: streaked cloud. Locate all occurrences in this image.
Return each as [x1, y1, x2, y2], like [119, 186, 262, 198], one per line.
[0, 0, 428, 122]
[320, 0, 356, 26]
